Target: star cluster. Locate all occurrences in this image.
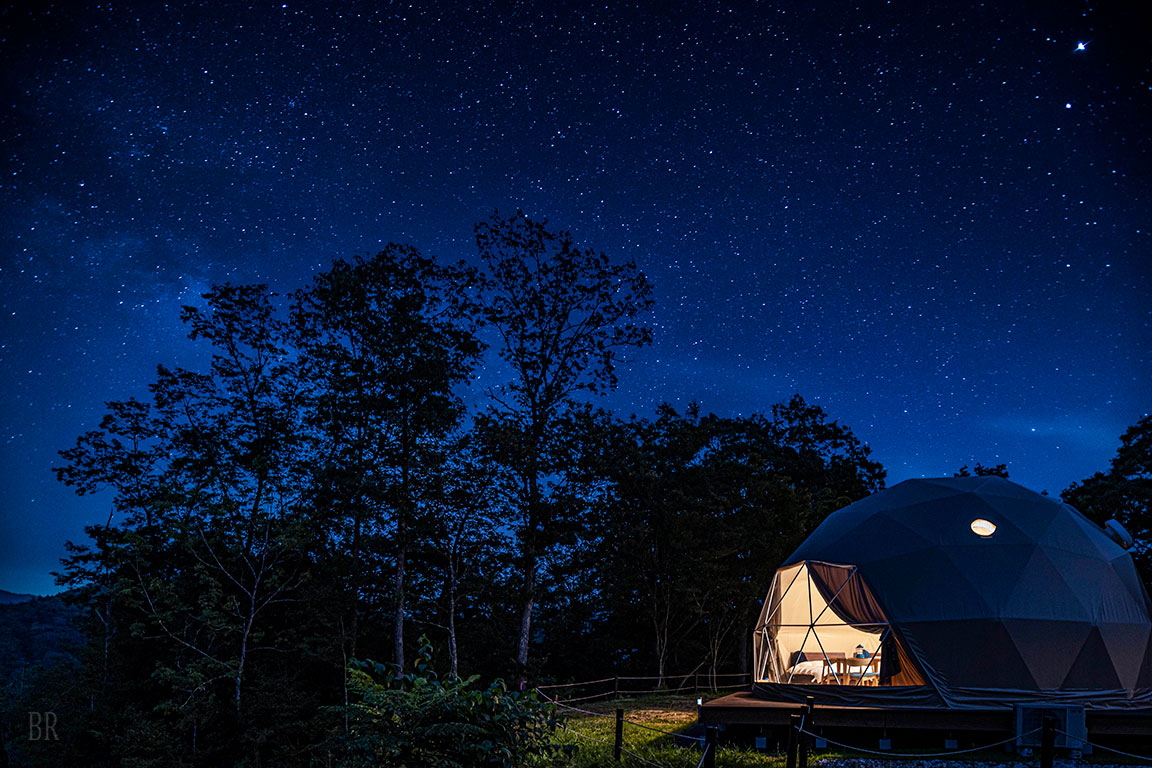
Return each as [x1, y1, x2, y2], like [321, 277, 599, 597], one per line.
[1, 0, 1148, 594]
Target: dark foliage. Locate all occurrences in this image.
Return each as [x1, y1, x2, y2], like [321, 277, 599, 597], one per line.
[955, 463, 1010, 478]
[0, 594, 82, 685]
[1063, 415, 1152, 583]
[536, 398, 886, 685]
[328, 637, 556, 768]
[474, 211, 654, 682]
[17, 218, 908, 765]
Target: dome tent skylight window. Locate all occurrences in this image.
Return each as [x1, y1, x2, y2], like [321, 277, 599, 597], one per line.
[970, 518, 996, 537]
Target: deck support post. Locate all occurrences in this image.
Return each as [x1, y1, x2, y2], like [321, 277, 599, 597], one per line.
[799, 696, 814, 768]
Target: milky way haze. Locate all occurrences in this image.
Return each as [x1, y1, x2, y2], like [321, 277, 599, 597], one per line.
[1, 1, 1148, 594]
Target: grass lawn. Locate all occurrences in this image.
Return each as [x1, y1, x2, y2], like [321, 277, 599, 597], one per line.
[541, 691, 783, 768]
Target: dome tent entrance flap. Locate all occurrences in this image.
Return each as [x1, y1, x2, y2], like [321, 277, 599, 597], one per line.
[752, 476, 1152, 709]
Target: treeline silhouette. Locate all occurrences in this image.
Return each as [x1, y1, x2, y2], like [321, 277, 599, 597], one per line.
[8, 212, 1144, 765]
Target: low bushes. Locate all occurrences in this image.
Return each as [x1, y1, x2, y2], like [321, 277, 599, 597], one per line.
[331, 637, 557, 767]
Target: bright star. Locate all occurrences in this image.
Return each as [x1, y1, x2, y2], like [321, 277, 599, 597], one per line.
[1075, 42, 1086, 51]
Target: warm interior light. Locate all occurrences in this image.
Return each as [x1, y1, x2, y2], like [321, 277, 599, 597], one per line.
[970, 518, 996, 537]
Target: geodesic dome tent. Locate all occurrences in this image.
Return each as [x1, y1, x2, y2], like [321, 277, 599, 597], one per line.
[752, 476, 1152, 709]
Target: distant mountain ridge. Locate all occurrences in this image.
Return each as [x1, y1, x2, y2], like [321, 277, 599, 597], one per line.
[0, 591, 83, 682]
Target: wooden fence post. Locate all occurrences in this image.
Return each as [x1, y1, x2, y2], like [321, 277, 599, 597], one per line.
[1041, 714, 1056, 768]
[613, 676, 619, 700]
[786, 714, 799, 768]
[703, 725, 717, 768]
[614, 708, 623, 762]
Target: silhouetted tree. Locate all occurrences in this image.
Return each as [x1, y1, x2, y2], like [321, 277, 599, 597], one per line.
[1063, 415, 1152, 583]
[474, 212, 653, 682]
[768, 394, 887, 505]
[40, 219, 906, 766]
[55, 285, 319, 764]
[292, 245, 483, 670]
[955, 463, 1010, 478]
[587, 398, 884, 684]
[414, 433, 509, 679]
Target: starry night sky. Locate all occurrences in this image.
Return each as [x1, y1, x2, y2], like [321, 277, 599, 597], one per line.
[2, 1, 1149, 595]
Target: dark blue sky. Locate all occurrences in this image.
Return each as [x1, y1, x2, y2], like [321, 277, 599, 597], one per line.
[2, 1, 1148, 595]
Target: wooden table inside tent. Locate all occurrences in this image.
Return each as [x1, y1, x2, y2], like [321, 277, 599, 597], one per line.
[825, 655, 880, 685]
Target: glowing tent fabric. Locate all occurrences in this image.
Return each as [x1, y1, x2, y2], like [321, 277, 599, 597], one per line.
[754, 561, 924, 687]
[752, 476, 1152, 709]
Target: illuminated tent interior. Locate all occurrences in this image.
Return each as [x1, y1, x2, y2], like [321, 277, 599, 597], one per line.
[751, 477, 1152, 709]
[754, 561, 923, 688]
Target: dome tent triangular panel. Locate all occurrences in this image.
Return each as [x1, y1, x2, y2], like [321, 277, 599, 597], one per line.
[866, 548, 992, 619]
[1097, 620, 1152, 691]
[752, 477, 1152, 709]
[1060, 626, 1122, 690]
[907, 619, 1037, 690]
[1003, 547, 1090, 622]
[1000, 618, 1093, 690]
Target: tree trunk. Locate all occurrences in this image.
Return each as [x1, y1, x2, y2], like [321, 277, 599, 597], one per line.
[447, 570, 459, 679]
[516, 412, 544, 687]
[349, 506, 361, 659]
[394, 535, 406, 671]
[237, 605, 254, 715]
[516, 551, 536, 686]
[653, 597, 669, 687]
[395, 416, 412, 672]
[340, 617, 350, 736]
[349, 392, 365, 660]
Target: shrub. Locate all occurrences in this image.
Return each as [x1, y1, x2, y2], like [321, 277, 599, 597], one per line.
[331, 637, 557, 767]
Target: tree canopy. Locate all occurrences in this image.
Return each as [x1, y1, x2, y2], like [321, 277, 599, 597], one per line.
[5, 215, 1037, 767]
[1063, 415, 1152, 581]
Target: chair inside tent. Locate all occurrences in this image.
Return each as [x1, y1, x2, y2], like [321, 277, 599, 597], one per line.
[754, 561, 924, 687]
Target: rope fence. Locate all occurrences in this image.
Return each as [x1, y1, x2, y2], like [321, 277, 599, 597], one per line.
[539, 687, 718, 768]
[537, 676, 1152, 768]
[536, 671, 752, 707]
[540, 676, 618, 690]
[540, 690, 702, 744]
[555, 719, 671, 768]
[797, 725, 1039, 759]
[1056, 727, 1152, 764]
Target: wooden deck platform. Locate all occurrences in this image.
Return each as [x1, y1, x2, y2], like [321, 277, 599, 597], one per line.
[703, 691, 1008, 732]
[702, 690, 1152, 740]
